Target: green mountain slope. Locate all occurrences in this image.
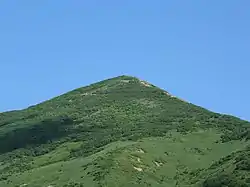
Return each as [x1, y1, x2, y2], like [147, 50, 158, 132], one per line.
[190, 145, 250, 187]
[0, 75, 249, 187]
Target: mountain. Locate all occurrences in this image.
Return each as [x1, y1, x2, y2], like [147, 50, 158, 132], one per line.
[0, 75, 249, 187]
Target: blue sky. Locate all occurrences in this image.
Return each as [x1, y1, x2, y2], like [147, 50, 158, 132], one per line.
[0, 1, 249, 121]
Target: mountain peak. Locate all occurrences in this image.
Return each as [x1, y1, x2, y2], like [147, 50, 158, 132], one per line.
[0, 75, 249, 187]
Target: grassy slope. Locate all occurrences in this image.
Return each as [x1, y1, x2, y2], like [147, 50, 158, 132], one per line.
[0, 75, 249, 186]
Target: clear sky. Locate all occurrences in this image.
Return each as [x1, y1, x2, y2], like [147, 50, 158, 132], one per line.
[0, 1, 249, 121]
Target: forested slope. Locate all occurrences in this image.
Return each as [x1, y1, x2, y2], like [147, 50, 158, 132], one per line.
[0, 75, 249, 186]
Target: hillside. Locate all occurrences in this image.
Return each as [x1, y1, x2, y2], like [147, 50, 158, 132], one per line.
[0, 75, 249, 187]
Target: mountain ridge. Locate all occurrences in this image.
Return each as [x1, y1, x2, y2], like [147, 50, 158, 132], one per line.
[0, 75, 249, 187]
[1, 75, 247, 122]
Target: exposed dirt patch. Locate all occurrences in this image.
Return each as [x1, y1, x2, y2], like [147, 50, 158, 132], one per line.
[120, 80, 130, 83]
[20, 184, 28, 187]
[163, 91, 188, 103]
[164, 91, 172, 96]
[133, 166, 143, 172]
[154, 161, 163, 167]
[140, 80, 152, 87]
[81, 92, 96, 96]
[137, 157, 141, 163]
[137, 149, 145, 153]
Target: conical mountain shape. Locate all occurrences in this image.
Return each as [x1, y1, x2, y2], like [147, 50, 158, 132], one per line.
[0, 75, 249, 186]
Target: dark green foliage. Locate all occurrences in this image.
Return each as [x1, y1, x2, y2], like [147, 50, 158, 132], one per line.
[87, 155, 113, 184]
[198, 146, 250, 187]
[236, 159, 250, 171]
[0, 115, 73, 153]
[202, 174, 247, 187]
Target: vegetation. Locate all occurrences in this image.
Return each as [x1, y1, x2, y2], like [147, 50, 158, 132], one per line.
[191, 145, 250, 187]
[0, 75, 249, 186]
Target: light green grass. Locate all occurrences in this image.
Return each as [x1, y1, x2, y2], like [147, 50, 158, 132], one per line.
[1, 130, 248, 187]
